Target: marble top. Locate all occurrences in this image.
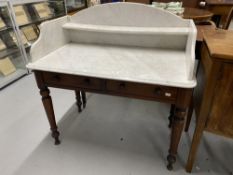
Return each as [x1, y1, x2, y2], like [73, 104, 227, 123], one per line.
[27, 3, 197, 88]
[27, 43, 196, 88]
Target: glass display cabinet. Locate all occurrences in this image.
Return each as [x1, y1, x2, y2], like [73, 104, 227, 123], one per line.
[0, 0, 66, 89]
[66, 0, 88, 13]
[0, 0, 27, 89]
[11, 0, 66, 59]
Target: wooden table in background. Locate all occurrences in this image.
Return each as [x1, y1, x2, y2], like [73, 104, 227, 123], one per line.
[195, 21, 216, 59]
[182, 7, 213, 22]
[186, 29, 233, 172]
[196, 23, 215, 42]
[205, 0, 233, 29]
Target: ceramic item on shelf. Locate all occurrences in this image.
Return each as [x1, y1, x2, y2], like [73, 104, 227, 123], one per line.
[21, 26, 38, 42]
[0, 57, 16, 76]
[0, 38, 6, 50]
[13, 5, 30, 25]
[152, 2, 167, 9]
[33, 2, 53, 19]
[0, 17, 6, 28]
[152, 1, 184, 15]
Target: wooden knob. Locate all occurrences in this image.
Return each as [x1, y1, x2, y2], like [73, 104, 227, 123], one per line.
[119, 82, 126, 89]
[84, 78, 91, 85]
[154, 87, 162, 95]
[53, 74, 60, 81]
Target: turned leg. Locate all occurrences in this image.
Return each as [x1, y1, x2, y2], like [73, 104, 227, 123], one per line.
[75, 90, 82, 112]
[168, 104, 175, 128]
[40, 87, 60, 145]
[167, 107, 186, 170]
[185, 97, 194, 132]
[81, 91, 87, 108]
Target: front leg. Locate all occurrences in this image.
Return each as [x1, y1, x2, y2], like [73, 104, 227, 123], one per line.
[81, 91, 87, 108]
[168, 104, 175, 128]
[75, 90, 82, 112]
[34, 71, 60, 145]
[167, 107, 186, 170]
[40, 86, 60, 145]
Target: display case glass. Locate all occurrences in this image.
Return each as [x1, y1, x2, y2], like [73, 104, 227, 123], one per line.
[0, 0, 27, 89]
[66, 0, 87, 13]
[0, 0, 66, 89]
[11, 0, 66, 60]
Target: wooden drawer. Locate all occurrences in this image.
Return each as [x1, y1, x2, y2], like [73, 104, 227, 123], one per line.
[106, 80, 177, 101]
[42, 72, 103, 90]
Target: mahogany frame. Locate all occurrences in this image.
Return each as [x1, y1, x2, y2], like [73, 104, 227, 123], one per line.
[34, 70, 193, 170]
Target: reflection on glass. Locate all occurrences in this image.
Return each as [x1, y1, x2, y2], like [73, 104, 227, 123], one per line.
[66, 0, 87, 12]
[33, 2, 53, 19]
[0, 0, 66, 88]
[13, 5, 31, 25]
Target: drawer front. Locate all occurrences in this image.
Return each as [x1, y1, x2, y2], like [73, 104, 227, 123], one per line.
[106, 80, 177, 101]
[42, 72, 103, 90]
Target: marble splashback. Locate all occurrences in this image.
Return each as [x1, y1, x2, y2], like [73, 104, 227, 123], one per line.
[30, 16, 69, 62]
[66, 28, 188, 50]
[70, 2, 190, 27]
[185, 21, 197, 81]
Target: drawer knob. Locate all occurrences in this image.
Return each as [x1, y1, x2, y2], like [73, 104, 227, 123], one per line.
[53, 74, 60, 81]
[84, 78, 91, 85]
[119, 82, 126, 89]
[165, 92, 172, 97]
[154, 87, 162, 95]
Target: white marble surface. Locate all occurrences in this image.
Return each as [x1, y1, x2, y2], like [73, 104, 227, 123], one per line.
[70, 2, 190, 27]
[30, 16, 69, 62]
[27, 43, 196, 88]
[185, 21, 197, 81]
[63, 22, 189, 50]
[66, 28, 188, 50]
[28, 2, 197, 88]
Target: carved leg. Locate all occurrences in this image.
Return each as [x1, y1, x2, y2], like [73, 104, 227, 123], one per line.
[167, 107, 186, 170]
[168, 104, 175, 128]
[75, 90, 82, 112]
[40, 87, 60, 145]
[81, 91, 87, 108]
[185, 98, 193, 132]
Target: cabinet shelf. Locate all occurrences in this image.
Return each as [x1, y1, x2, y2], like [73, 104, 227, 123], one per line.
[18, 14, 65, 28]
[0, 44, 31, 59]
[0, 68, 27, 89]
[0, 47, 19, 59]
[0, 26, 11, 32]
[0, 14, 65, 33]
